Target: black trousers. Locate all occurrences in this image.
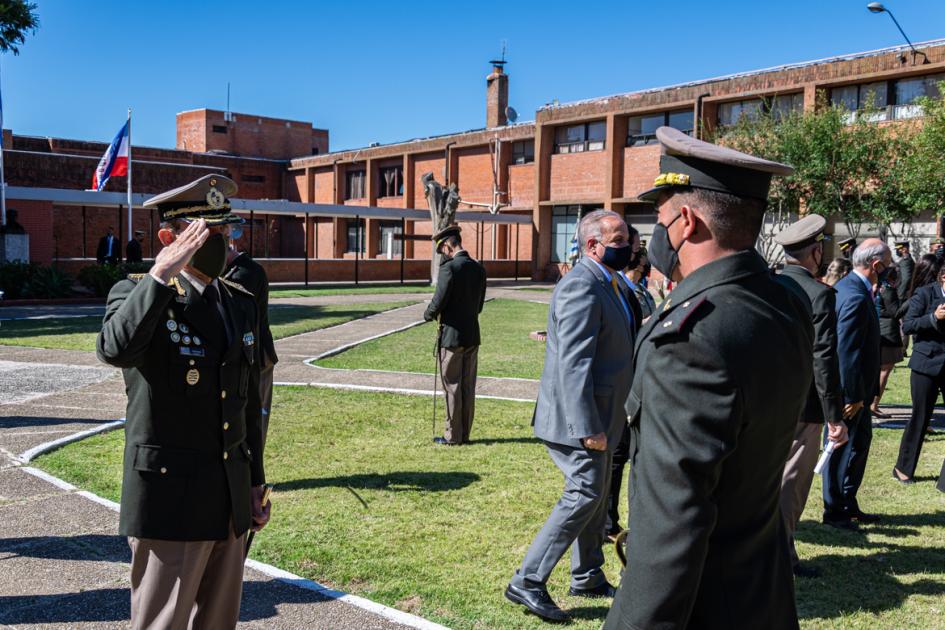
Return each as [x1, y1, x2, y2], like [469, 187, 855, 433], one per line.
[822, 405, 872, 516]
[605, 423, 631, 536]
[896, 369, 944, 477]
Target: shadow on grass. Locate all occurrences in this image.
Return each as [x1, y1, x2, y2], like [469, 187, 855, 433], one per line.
[278, 471, 480, 493]
[1, 416, 117, 429]
[468, 437, 540, 446]
[795, 511, 945, 620]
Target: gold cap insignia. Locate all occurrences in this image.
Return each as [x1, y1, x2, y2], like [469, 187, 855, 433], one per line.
[653, 172, 691, 188]
[206, 187, 225, 209]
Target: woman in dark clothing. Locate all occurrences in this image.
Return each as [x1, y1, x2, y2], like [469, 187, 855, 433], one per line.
[909, 254, 941, 297]
[896, 258, 945, 483]
[872, 268, 908, 418]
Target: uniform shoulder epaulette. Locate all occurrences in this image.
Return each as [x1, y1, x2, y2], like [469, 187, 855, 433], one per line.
[651, 294, 710, 339]
[126, 273, 146, 282]
[220, 276, 254, 297]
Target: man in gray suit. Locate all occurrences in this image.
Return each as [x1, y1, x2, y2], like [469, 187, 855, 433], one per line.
[506, 210, 641, 623]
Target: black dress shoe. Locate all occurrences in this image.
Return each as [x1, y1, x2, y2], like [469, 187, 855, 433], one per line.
[849, 508, 881, 523]
[822, 514, 859, 530]
[504, 584, 570, 622]
[793, 563, 822, 578]
[893, 467, 916, 485]
[569, 581, 617, 598]
[433, 437, 459, 446]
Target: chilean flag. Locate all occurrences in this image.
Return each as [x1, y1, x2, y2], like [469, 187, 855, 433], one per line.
[91, 120, 130, 191]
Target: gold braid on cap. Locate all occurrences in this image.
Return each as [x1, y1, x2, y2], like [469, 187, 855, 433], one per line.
[162, 203, 232, 219]
[653, 172, 691, 187]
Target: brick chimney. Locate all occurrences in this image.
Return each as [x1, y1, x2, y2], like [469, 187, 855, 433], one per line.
[486, 59, 509, 128]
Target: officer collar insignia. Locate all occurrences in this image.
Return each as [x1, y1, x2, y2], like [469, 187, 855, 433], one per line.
[243, 332, 255, 346]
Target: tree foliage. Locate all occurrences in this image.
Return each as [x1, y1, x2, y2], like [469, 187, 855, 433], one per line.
[0, 0, 38, 56]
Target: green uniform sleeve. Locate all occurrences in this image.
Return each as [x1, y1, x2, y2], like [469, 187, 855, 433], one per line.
[96, 275, 175, 368]
[610, 336, 740, 629]
[811, 289, 843, 423]
[424, 262, 454, 322]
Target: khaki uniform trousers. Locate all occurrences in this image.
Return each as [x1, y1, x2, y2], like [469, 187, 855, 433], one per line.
[439, 345, 479, 444]
[129, 523, 247, 630]
[779, 421, 822, 567]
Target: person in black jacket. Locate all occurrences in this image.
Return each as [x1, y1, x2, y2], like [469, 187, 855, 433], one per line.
[896, 258, 945, 483]
[773, 214, 849, 578]
[424, 225, 487, 445]
[125, 229, 145, 264]
[224, 238, 279, 448]
[96, 226, 121, 265]
[872, 267, 907, 418]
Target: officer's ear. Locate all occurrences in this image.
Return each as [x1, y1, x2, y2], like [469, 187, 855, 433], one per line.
[677, 204, 701, 242]
[157, 228, 176, 247]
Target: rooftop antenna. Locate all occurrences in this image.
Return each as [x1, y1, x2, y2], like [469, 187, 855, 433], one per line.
[226, 82, 232, 122]
[489, 39, 507, 69]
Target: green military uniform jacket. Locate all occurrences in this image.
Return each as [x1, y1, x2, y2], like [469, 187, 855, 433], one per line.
[604, 251, 812, 630]
[779, 264, 844, 424]
[423, 251, 487, 348]
[97, 273, 265, 541]
[897, 254, 914, 303]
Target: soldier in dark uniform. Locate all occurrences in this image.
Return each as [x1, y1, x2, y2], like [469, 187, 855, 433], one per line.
[604, 127, 813, 630]
[424, 225, 487, 445]
[126, 229, 145, 264]
[838, 237, 856, 260]
[774, 214, 850, 578]
[895, 241, 915, 302]
[224, 236, 278, 447]
[97, 174, 270, 628]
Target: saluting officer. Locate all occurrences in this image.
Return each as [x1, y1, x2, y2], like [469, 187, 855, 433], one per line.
[424, 224, 487, 445]
[97, 174, 270, 629]
[774, 214, 850, 578]
[604, 127, 813, 630]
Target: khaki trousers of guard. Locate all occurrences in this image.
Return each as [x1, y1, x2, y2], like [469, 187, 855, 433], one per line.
[779, 422, 822, 567]
[439, 345, 479, 443]
[128, 523, 247, 630]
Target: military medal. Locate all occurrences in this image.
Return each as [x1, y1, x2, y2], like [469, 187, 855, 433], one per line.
[193, 336, 202, 346]
[243, 332, 255, 346]
[185, 369, 200, 386]
[182, 335, 191, 345]
[180, 324, 190, 334]
[167, 320, 178, 332]
[170, 332, 181, 343]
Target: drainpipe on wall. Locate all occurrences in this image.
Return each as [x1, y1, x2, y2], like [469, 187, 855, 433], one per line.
[444, 142, 456, 183]
[695, 92, 711, 140]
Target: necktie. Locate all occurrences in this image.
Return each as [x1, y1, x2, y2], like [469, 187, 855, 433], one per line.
[203, 283, 229, 348]
[611, 275, 633, 325]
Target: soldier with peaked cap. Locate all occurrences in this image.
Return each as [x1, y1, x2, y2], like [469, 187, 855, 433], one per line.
[838, 237, 857, 260]
[424, 224, 487, 445]
[126, 229, 146, 264]
[774, 214, 849, 579]
[603, 127, 813, 630]
[97, 174, 270, 629]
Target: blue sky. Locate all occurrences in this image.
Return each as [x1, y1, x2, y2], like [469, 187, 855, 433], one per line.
[4, 1, 945, 153]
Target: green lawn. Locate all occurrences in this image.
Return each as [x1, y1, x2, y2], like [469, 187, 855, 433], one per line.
[317, 298, 548, 379]
[879, 360, 913, 407]
[270, 284, 434, 298]
[35, 387, 945, 629]
[0, 302, 414, 352]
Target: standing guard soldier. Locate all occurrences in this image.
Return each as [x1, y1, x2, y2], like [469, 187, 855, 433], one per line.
[838, 237, 857, 260]
[894, 241, 914, 301]
[224, 233, 278, 447]
[604, 127, 813, 630]
[97, 174, 270, 629]
[424, 224, 487, 445]
[126, 229, 146, 264]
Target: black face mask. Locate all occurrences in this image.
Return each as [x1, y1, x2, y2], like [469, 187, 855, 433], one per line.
[814, 246, 829, 278]
[189, 233, 228, 279]
[626, 250, 643, 271]
[877, 263, 891, 284]
[598, 243, 632, 271]
[649, 213, 683, 278]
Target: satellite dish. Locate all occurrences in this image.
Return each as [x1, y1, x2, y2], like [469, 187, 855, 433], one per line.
[506, 106, 518, 123]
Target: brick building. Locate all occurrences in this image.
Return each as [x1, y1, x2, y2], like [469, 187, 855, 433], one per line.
[4, 38, 945, 282]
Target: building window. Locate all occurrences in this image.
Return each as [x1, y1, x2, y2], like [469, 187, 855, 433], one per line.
[345, 169, 366, 200]
[378, 221, 403, 257]
[831, 82, 889, 121]
[627, 109, 694, 146]
[312, 147, 320, 155]
[550, 204, 603, 262]
[718, 99, 764, 126]
[717, 94, 803, 126]
[346, 218, 365, 253]
[769, 93, 805, 120]
[893, 73, 945, 119]
[511, 140, 534, 164]
[242, 174, 266, 183]
[554, 121, 606, 154]
[212, 124, 228, 134]
[379, 166, 404, 197]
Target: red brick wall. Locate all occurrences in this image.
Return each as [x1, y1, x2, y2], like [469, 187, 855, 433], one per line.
[313, 168, 334, 204]
[549, 151, 607, 201]
[508, 163, 534, 208]
[175, 109, 328, 160]
[455, 147, 494, 204]
[622, 145, 662, 199]
[413, 153, 446, 207]
[9, 200, 53, 263]
[254, 257, 530, 283]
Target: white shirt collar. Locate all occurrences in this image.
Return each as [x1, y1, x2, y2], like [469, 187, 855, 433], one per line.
[852, 269, 873, 294]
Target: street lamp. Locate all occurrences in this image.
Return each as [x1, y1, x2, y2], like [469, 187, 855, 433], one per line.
[867, 2, 929, 64]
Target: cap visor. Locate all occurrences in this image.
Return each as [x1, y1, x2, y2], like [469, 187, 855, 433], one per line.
[637, 184, 674, 203]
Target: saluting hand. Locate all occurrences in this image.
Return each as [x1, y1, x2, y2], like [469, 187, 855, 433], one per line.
[251, 484, 271, 532]
[149, 219, 210, 285]
[582, 432, 608, 451]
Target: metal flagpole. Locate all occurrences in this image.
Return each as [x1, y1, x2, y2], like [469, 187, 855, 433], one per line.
[1, 60, 6, 229]
[126, 108, 132, 242]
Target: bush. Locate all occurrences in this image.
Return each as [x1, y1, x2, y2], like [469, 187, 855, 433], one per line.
[0, 261, 40, 299]
[23, 266, 73, 299]
[78, 261, 154, 297]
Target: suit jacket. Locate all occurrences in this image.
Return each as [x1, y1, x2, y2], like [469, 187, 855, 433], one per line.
[96, 234, 120, 264]
[224, 253, 278, 367]
[423, 251, 487, 348]
[125, 239, 143, 264]
[97, 273, 264, 541]
[779, 265, 843, 424]
[605, 250, 811, 630]
[834, 271, 881, 404]
[532, 256, 641, 449]
[878, 282, 907, 347]
[897, 255, 915, 302]
[903, 284, 945, 377]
